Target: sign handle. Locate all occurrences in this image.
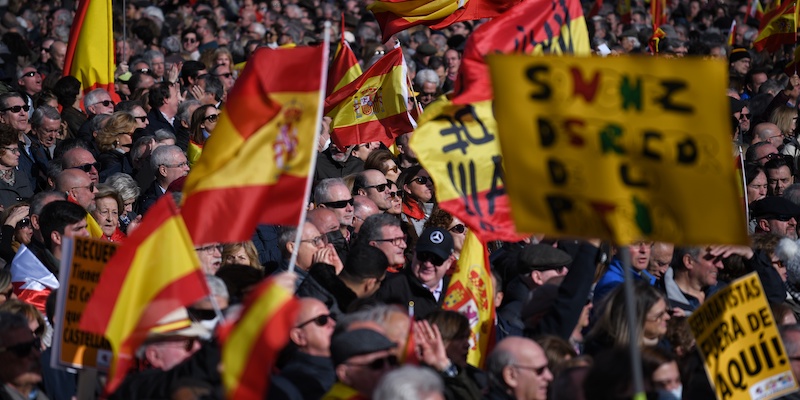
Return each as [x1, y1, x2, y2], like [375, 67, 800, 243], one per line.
[620, 247, 647, 400]
[76, 369, 97, 400]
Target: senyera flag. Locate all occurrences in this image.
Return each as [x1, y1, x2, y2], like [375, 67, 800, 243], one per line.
[181, 45, 327, 245]
[327, 15, 362, 96]
[368, 0, 521, 42]
[452, 0, 590, 105]
[63, 0, 116, 96]
[324, 47, 416, 148]
[80, 195, 209, 393]
[218, 277, 300, 400]
[442, 231, 494, 368]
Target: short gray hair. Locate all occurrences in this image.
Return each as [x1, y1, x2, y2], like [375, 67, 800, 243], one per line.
[205, 275, 229, 301]
[178, 99, 201, 124]
[83, 89, 110, 110]
[105, 173, 141, 202]
[415, 69, 439, 87]
[313, 178, 347, 204]
[31, 105, 61, 128]
[373, 366, 444, 400]
[355, 214, 401, 244]
[142, 50, 165, 66]
[150, 145, 183, 171]
[154, 129, 176, 143]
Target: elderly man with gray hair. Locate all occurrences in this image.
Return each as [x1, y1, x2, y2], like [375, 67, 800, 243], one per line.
[30, 105, 62, 189]
[135, 145, 189, 216]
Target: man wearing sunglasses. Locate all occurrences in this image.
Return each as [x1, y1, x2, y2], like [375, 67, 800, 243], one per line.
[486, 337, 553, 400]
[0, 92, 36, 186]
[314, 178, 355, 243]
[376, 227, 455, 319]
[325, 328, 398, 399]
[752, 196, 800, 240]
[0, 312, 44, 400]
[354, 169, 392, 212]
[17, 67, 42, 118]
[76, 89, 115, 139]
[279, 297, 336, 399]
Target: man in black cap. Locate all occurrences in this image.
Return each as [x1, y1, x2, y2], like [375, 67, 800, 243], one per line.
[729, 47, 751, 78]
[375, 227, 454, 319]
[752, 196, 800, 239]
[324, 328, 398, 399]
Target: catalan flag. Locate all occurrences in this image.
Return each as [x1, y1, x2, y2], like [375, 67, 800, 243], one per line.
[369, 0, 521, 42]
[327, 18, 362, 96]
[452, 0, 590, 105]
[219, 277, 299, 400]
[753, 0, 796, 52]
[651, 0, 667, 30]
[63, 0, 116, 96]
[181, 45, 327, 245]
[324, 47, 416, 148]
[79, 195, 209, 393]
[442, 231, 494, 367]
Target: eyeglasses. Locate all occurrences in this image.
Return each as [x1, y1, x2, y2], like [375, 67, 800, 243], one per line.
[183, 37, 197, 43]
[374, 50, 385, 56]
[348, 355, 399, 371]
[301, 235, 327, 247]
[136, 68, 150, 74]
[364, 183, 387, 192]
[417, 252, 446, 266]
[204, 114, 219, 122]
[1, 147, 19, 154]
[758, 152, 782, 162]
[322, 198, 354, 209]
[133, 116, 148, 123]
[412, 176, 431, 185]
[646, 309, 669, 322]
[163, 161, 189, 168]
[449, 224, 466, 234]
[0, 337, 41, 358]
[387, 190, 402, 198]
[187, 307, 222, 321]
[296, 314, 333, 328]
[70, 162, 100, 173]
[21, 71, 37, 78]
[16, 217, 30, 229]
[419, 92, 437, 98]
[71, 182, 95, 192]
[214, 72, 233, 78]
[196, 244, 223, 254]
[512, 364, 549, 376]
[739, 113, 751, 120]
[1, 105, 29, 113]
[374, 235, 407, 247]
[92, 100, 114, 108]
[772, 260, 785, 269]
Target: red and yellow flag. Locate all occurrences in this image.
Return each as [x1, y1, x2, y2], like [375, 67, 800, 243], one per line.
[181, 46, 327, 245]
[369, 0, 521, 42]
[754, 0, 796, 52]
[219, 277, 300, 400]
[80, 195, 209, 393]
[327, 17, 362, 96]
[442, 231, 494, 367]
[651, 0, 667, 30]
[452, 0, 590, 105]
[324, 47, 415, 148]
[727, 20, 737, 46]
[63, 0, 116, 96]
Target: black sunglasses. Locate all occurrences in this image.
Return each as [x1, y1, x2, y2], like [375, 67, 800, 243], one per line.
[296, 314, 333, 328]
[21, 71, 37, 78]
[1, 105, 29, 113]
[16, 217, 30, 229]
[350, 355, 399, 370]
[0, 337, 40, 358]
[387, 190, 402, 198]
[322, 198, 354, 209]
[771, 214, 798, 221]
[417, 251, 446, 266]
[92, 100, 114, 107]
[364, 183, 387, 192]
[70, 162, 101, 173]
[214, 72, 232, 78]
[134, 116, 147, 123]
[412, 176, 431, 185]
[448, 224, 466, 234]
[136, 68, 150, 74]
[187, 307, 224, 321]
[204, 114, 219, 122]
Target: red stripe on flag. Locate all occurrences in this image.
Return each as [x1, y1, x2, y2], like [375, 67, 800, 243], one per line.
[437, 188, 523, 243]
[62, 0, 92, 76]
[329, 113, 414, 148]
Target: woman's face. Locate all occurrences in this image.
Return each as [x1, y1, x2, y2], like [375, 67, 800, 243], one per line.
[15, 218, 32, 245]
[123, 198, 135, 214]
[447, 217, 467, 252]
[772, 257, 788, 282]
[0, 144, 20, 168]
[387, 182, 402, 215]
[202, 107, 220, 133]
[643, 298, 670, 340]
[92, 197, 119, 237]
[747, 171, 768, 203]
[383, 159, 400, 183]
[225, 247, 251, 266]
[444, 335, 470, 368]
[406, 170, 434, 203]
[117, 132, 133, 153]
[182, 33, 199, 52]
[0, 282, 15, 304]
[216, 54, 231, 68]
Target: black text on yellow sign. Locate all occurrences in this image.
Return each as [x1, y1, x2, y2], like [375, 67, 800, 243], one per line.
[488, 54, 748, 245]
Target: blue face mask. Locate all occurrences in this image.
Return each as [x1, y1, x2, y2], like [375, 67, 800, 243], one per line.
[657, 386, 682, 400]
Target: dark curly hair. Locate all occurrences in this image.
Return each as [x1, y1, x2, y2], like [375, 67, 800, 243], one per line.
[424, 207, 453, 230]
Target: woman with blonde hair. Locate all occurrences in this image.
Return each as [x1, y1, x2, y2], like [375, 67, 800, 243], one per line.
[773, 105, 800, 159]
[221, 241, 262, 270]
[96, 112, 136, 180]
[0, 300, 45, 338]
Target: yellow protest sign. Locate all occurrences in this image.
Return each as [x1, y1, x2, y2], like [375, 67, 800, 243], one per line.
[52, 237, 117, 370]
[689, 272, 798, 400]
[488, 54, 748, 245]
[410, 98, 520, 242]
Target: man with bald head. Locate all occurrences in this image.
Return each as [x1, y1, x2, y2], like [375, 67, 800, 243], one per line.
[55, 169, 96, 209]
[354, 169, 392, 211]
[308, 207, 348, 262]
[486, 337, 553, 400]
[279, 297, 336, 399]
[752, 122, 785, 148]
[353, 195, 379, 234]
[62, 147, 100, 184]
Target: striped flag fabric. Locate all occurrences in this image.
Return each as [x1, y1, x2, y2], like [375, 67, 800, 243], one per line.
[651, 0, 667, 30]
[219, 277, 300, 400]
[327, 17, 362, 96]
[181, 45, 327, 245]
[368, 0, 521, 42]
[442, 231, 494, 367]
[63, 0, 116, 96]
[79, 195, 209, 393]
[324, 47, 416, 148]
[753, 0, 796, 52]
[10, 245, 59, 313]
[728, 20, 737, 46]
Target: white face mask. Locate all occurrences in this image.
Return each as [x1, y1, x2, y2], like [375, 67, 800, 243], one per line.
[322, 137, 331, 152]
[199, 317, 220, 333]
[658, 386, 682, 400]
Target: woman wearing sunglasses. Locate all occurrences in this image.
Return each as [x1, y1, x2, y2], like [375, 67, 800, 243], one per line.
[0, 126, 33, 209]
[188, 105, 220, 167]
[425, 207, 467, 260]
[0, 202, 32, 263]
[398, 165, 436, 238]
[96, 112, 136, 181]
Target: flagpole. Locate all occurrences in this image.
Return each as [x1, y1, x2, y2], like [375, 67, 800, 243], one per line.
[288, 21, 331, 274]
[620, 247, 647, 400]
[122, 0, 127, 62]
[740, 145, 750, 224]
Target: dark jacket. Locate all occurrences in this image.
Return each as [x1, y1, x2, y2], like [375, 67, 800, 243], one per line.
[279, 351, 336, 399]
[374, 268, 450, 320]
[0, 169, 33, 208]
[61, 106, 87, 139]
[173, 119, 190, 152]
[143, 108, 177, 137]
[97, 150, 134, 182]
[307, 263, 359, 313]
[295, 264, 343, 316]
[314, 150, 364, 181]
[136, 179, 163, 217]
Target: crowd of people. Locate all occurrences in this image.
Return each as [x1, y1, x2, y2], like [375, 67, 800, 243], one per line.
[0, 0, 796, 399]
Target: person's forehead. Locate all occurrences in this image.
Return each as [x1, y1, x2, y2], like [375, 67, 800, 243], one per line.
[381, 225, 401, 236]
[329, 184, 351, 198]
[5, 96, 23, 105]
[365, 170, 387, 184]
[302, 222, 321, 238]
[22, 67, 36, 74]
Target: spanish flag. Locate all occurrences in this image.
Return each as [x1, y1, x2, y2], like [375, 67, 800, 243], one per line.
[219, 277, 299, 399]
[753, 0, 796, 52]
[651, 0, 667, 30]
[324, 47, 415, 148]
[452, 0, 590, 105]
[369, 0, 521, 42]
[327, 17, 362, 96]
[63, 0, 116, 96]
[79, 195, 209, 393]
[442, 231, 494, 367]
[181, 45, 327, 245]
